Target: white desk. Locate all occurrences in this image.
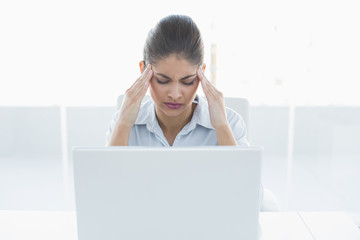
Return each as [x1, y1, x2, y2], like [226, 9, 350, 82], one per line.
[299, 212, 360, 240]
[0, 211, 359, 240]
[259, 212, 314, 239]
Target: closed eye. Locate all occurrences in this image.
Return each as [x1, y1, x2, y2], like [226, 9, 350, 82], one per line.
[183, 80, 194, 86]
[156, 78, 170, 84]
[182, 78, 197, 86]
[156, 78, 196, 85]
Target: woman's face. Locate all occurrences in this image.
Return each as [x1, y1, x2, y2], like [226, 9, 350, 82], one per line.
[143, 54, 203, 117]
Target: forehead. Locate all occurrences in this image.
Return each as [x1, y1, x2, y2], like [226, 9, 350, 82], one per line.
[153, 54, 198, 77]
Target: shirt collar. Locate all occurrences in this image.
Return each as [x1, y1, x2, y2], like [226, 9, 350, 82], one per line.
[134, 94, 214, 134]
[187, 95, 214, 131]
[134, 99, 158, 132]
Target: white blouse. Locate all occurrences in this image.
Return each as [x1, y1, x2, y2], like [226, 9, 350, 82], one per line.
[105, 95, 249, 147]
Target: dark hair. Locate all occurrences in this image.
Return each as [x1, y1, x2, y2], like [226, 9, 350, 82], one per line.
[143, 15, 204, 67]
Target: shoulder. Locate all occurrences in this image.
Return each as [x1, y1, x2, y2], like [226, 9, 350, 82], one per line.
[225, 107, 249, 146]
[225, 107, 247, 136]
[225, 107, 245, 125]
[135, 97, 155, 124]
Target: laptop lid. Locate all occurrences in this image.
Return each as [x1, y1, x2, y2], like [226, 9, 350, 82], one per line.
[73, 147, 262, 240]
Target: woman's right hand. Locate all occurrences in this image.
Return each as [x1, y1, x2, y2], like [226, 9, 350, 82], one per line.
[116, 64, 153, 128]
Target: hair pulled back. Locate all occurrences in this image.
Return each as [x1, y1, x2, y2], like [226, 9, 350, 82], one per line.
[143, 15, 204, 67]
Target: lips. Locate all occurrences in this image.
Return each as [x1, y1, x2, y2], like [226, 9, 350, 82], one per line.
[164, 102, 183, 109]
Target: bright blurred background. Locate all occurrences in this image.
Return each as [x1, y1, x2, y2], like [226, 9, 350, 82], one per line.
[1, 0, 359, 223]
[1, 0, 360, 106]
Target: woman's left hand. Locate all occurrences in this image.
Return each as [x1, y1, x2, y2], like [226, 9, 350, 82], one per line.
[197, 67, 229, 130]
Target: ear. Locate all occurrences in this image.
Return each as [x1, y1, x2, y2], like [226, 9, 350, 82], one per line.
[202, 63, 206, 72]
[139, 61, 146, 74]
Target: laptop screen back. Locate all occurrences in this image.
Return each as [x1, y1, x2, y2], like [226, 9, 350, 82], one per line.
[73, 147, 262, 240]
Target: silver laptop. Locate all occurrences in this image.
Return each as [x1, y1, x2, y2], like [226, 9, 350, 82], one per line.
[73, 147, 262, 240]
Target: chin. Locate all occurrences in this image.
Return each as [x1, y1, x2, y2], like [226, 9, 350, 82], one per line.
[159, 105, 186, 117]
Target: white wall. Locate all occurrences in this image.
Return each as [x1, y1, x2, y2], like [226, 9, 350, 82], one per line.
[1, 0, 360, 106]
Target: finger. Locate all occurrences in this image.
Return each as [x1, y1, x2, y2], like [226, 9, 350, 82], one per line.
[143, 66, 153, 89]
[132, 64, 152, 90]
[143, 68, 153, 88]
[199, 68, 219, 95]
[197, 67, 207, 86]
[139, 64, 152, 83]
[128, 65, 150, 88]
[198, 74, 209, 99]
[126, 68, 152, 100]
[132, 71, 152, 98]
[199, 69, 221, 102]
[200, 68, 212, 86]
[197, 67, 207, 82]
[198, 68, 211, 94]
[136, 68, 153, 96]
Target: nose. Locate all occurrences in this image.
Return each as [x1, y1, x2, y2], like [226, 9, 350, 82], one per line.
[168, 83, 182, 101]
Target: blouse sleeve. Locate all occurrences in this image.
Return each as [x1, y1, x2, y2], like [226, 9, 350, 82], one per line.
[105, 110, 120, 146]
[226, 107, 250, 147]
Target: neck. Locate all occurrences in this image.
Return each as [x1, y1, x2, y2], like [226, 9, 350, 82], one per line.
[156, 103, 196, 134]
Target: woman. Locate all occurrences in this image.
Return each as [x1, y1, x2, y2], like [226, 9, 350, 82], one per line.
[105, 15, 282, 211]
[106, 15, 249, 147]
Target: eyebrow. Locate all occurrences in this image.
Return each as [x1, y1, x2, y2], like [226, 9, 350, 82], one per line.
[155, 72, 196, 81]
